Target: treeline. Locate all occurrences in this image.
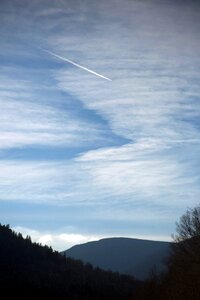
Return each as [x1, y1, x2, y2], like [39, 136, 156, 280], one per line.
[0, 224, 140, 299]
[134, 205, 200, 300]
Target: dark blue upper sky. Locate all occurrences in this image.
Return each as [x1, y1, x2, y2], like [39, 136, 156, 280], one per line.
[0, 0, 200, 250]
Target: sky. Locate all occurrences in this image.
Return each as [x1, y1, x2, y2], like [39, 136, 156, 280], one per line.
[0, 0, 200, 251]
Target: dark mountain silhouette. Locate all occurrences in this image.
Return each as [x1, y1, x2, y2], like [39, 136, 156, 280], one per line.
[64, 237, 170, 280]
[0, 224, 140, 299]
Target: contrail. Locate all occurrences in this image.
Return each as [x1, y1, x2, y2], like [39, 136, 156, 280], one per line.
[42, 48, 112, 81]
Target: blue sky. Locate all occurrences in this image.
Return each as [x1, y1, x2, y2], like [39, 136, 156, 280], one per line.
[0, 0, 200, 250]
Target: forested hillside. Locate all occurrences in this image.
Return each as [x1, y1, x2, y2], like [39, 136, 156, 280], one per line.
[0, 224, 140, 299]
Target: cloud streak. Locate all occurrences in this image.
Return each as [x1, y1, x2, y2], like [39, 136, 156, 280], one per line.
[42, 48, 112, 81]
[0, 70, 112, 150]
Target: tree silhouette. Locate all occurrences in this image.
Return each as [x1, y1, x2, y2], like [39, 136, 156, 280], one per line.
[134, 204, 200, 300]
[165, 205, 200, 299]
[173, 205, 200, 241]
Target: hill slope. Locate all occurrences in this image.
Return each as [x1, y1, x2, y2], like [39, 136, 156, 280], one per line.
[64, 237, 170, 279]
[0, 224, 140, 299]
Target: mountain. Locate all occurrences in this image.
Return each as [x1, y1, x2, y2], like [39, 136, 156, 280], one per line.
[0, 224, 139, 299]
[64, 237, 171, 280]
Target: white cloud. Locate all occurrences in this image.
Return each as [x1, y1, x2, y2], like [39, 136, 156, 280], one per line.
[13, 226, 101, 251]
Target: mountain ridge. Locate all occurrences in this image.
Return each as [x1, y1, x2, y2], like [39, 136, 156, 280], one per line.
[64, 237, 171, 280]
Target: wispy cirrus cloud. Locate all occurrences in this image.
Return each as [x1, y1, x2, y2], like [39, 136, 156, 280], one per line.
[0, 0, 200, 245]
[0, 71, 112, 151]
[48, 0, 200, 216]
[0, 97, 105, 149]
[49, 0, 200, 146]
[0, 160, 89, 204]
[0, 147, 198, 209]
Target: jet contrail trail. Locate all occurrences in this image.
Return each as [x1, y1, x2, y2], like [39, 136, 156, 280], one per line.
[42, 48, 112, 81]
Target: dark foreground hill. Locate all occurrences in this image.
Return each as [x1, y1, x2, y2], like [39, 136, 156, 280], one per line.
[0, 224, 140, 300]
[64, 237, 170, 280]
